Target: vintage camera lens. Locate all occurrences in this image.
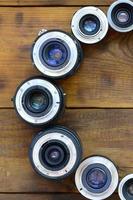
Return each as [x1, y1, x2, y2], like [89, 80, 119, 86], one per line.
[71, 7, 109, 44]
[29, 126, 82, 180]
[75, 156, 119, 200]
[107, 0, 133, 32]
[32, 30, 83, 79]
[119, 174, 133, 200]
[13, 77, 64, 126]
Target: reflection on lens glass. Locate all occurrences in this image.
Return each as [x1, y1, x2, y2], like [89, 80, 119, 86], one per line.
[79, 15, 100, 35]
[87, 168, 107, 189]
[44, 42, 68, 67]
[128, 183, 133, 196]
[49, 149, 61, 162]
[30, 92, 47, 110]
[117, 11, 129, 23]
[83, 19, 97, 33]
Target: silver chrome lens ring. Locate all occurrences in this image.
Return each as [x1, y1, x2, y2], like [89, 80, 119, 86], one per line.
[75, 156, 119, 200]
[71, 7, 109, 44]
[29, 126, 82, 179]
[107, 0, 133, 32]
[32, 30, 82, 79]
[14, 77, 63, 125]
[119, 174, 133, 200]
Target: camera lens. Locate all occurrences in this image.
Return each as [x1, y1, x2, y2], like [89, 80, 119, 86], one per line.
[32, 30, 83, 79]
[25, 89, 49, 113]
[79, 15, 100, 35]
[13, 77, 64, 126]
[71, 7, 108, 44]
[75, 156, 119, 200]
[86, 168, 107, 189]
[117, 10, 130, 23]
[42, 41, 68, 68]
[29, 126, 82, 180]
[40, 141, 69, 170]
[107, 0, 133, 32]
[119, 174, 133, 200]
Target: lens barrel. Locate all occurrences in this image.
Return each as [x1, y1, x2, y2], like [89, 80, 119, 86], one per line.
[13, 77, 64, 126]
[75, 156, 119, 200]
[71, 7, 109, 44]
[119, 174, 133, 200]
[31, 30, 83, 79]
[29, 126, 82, 180]
[107, 0, 133, 32]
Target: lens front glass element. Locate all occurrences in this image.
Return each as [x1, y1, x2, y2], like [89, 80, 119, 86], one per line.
[79, 14, 100, 35]
[112, 3, 133, 28]
[40, 141, 70, 170]
[87, 168, 107, 189]
[42, 41, 68, 68]
[123, 179, 133, 199]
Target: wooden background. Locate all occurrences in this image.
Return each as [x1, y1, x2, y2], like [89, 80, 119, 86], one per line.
[0, 0, 133, 199]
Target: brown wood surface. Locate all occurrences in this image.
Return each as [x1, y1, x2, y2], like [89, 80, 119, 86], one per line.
[0, 7, 132, 108]
[0, 109, 133, 193]
[0, 194, 120, 200]
[0, 0, 133, 199]
[0, 0, 115, 6]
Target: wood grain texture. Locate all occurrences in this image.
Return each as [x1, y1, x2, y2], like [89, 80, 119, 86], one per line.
[0, 194, 120, 200]
[0, 108, 133, 192]
[0, 7, 132, 108]
[0, 0, 115, 6]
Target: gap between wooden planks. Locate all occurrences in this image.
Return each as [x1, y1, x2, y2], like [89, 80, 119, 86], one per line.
[0, 108, 133, 192]
[0, 7, 132, 108]
[0, 194, 120, 200]
[0, 0, 115, 6]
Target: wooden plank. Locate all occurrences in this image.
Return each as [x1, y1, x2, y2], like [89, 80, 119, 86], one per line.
[0, 194, 120, 200]
[0, 108, 133, 192]
[0, 7, 132, 108]
[0, 0, 115, 6]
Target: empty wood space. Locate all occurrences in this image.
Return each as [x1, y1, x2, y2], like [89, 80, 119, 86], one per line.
[0, 0, 132, 200]
[0, 0, 115, 6]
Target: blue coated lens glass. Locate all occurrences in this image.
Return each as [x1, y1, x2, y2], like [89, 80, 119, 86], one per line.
[79, 15, 100, 35]
[117, 10, 129, 23]
[43, 42, 68, 67]
[87, 168, 107, 189]
[83, 19, 97, 33]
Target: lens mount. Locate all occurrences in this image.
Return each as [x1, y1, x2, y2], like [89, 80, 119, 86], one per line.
[75, 156, 119, 200]
[107, 0, 133, 32]
[119, 174, 133, 200]
[32, 30, 83, 79]
[13, 77, 64, 126]
[71, 7, 109, 44]
[29, 126, 82, 180]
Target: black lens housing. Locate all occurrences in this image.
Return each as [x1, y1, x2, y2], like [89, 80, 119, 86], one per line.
[111, 3, 133, 28]
[31, 30, 83, 79]
[29, 126, 82, 180]
[13, 76, 65, 126]
[122, 179, 133, 200]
